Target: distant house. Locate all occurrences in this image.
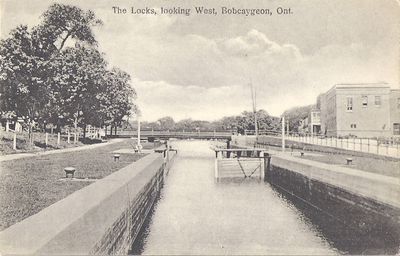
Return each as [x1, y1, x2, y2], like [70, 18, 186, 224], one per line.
[299, 109, 321, 135]
[319, 83, 400, 137]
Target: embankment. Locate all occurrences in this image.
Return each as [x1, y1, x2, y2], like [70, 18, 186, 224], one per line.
[0, 149, 177, 255]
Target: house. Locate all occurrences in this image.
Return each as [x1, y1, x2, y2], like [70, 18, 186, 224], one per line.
[299, 109, 321, 135]
[320, 83, 399, 137]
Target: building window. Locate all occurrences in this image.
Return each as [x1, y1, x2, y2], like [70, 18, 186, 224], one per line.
[361, 96, 368, 107]
[346, 97, 353, 111]
[350, 124, 357, 129]
[394, 123, 400, 135]
[375, 96, 381, 106]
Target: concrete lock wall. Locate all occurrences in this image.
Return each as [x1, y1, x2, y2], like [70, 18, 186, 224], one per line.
[0, 150, 177, 255]
[267, 157, 400, 253]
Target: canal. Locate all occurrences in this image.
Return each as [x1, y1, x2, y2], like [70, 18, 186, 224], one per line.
[130, 140, 391, 255]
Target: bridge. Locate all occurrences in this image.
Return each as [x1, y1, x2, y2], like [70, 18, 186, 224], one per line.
[108, 130, 233, 140]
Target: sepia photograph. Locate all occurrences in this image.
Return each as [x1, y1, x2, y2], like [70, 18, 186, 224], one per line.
[0, 0, 399, 255]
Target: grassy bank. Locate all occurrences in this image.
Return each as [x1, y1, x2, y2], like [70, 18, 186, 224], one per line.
[0, 139, 159, 231]
[0, 131, 104, 155]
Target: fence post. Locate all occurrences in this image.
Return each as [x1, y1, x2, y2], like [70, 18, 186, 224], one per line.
[45, 133, 48, 147]
[67, 130, 70, 144]
[13, 132, 17, 150]
[57, 132, 60, 145]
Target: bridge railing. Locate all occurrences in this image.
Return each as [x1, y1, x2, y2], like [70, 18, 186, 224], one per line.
[115, 130, 234, 137]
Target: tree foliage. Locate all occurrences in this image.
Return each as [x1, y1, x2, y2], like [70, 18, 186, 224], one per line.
[0, 4, 136, 137]
[281, 105, 314, 132]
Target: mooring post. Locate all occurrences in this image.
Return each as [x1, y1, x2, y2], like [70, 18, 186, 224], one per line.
[57, 132, 60, 145]
[263, 153, 271, 181]
[214, 150, 220, 179]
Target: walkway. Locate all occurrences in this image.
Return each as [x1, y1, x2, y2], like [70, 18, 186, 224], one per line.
[0, 139, 123, 162]
[269, 149, 400, 208]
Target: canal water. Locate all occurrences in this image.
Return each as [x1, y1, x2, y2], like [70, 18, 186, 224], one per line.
[131, 140, 341, 255]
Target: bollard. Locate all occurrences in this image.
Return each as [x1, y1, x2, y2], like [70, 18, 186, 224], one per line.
[113, 154, 120, 161]
[13, 133, 17, 150]
[346, 158, 353, 165]
[64, 167, 76, 178]
[57, 132, 61, 145]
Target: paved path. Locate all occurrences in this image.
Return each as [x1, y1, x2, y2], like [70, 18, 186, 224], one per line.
[0, 139, 124, 163]
[272, 151, 400, 208]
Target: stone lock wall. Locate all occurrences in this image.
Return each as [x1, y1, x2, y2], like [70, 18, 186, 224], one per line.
[91, 164, 164, 255]
[0, 150, 177, 255]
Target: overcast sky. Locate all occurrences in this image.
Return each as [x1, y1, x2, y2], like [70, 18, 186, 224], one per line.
[1, 0, 399, 121]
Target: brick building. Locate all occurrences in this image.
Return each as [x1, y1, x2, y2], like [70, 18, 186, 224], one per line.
[319, 83, 400, 137]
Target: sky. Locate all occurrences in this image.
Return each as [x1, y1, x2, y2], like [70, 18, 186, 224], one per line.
[1, 0, 399, 121]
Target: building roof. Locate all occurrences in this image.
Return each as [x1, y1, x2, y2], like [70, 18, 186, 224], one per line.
[333, 82, 390, 89]
[324, 82, 391, 95]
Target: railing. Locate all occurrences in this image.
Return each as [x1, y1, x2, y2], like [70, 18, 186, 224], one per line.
[285, 134, 400, 158]
[115, 130, 234, 137]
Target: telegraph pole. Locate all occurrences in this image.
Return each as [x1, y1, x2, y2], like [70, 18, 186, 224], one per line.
[137, 115, 141, 148]
[282, 116, 285, 152]
[250, 80, 258, 137]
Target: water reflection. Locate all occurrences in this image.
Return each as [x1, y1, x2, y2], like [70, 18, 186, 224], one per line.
[270, 184, 400, 255]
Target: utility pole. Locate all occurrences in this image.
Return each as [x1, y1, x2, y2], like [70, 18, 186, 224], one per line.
[282, 116, 285, 152]
[287, 119, 289, 136]
[250, 79, 258, 137]
[137, 115, 141, 148]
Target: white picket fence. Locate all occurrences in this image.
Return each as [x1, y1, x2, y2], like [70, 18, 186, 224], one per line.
[286, 134, 400, 158]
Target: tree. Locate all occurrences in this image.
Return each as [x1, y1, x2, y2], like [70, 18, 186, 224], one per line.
[33, 3, 102, 55]
[0, 3, 104, 138]
[281, 105, 314, 132]
[157, 116, 175, 131]
[49, 44, 108, 136]
[99, 68, 136, 134]
[0, 26, 49, 139]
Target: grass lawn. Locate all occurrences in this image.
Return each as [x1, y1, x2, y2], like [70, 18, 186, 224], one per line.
[294, 152, 400, 178]
[0, 139, 160, 231]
